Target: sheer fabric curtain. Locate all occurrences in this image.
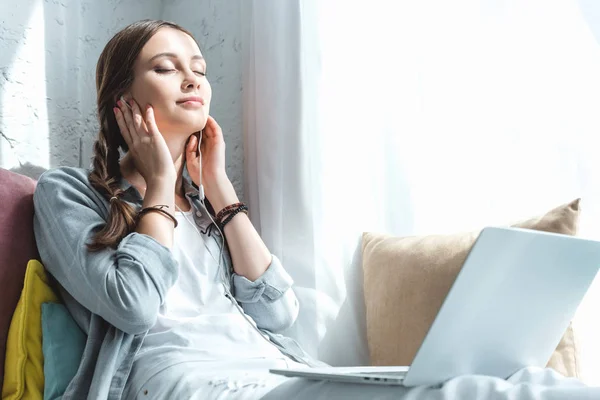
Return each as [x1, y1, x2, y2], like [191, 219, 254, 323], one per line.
[242, 0, 600, 384]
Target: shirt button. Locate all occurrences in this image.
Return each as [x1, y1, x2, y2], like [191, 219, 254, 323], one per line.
[195, 211, 202, 217]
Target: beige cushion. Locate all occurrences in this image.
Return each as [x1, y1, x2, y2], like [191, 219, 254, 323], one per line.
[362, 198, 581, 378]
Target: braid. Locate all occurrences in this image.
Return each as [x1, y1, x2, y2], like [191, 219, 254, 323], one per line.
[86, 19, 199, 250]
[87, 128, 138, 251]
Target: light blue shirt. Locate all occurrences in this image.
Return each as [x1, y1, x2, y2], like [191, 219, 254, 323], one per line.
[33, 166, 324, 400]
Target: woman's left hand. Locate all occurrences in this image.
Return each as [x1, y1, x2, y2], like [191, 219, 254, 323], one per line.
[186, 115, 227, 187]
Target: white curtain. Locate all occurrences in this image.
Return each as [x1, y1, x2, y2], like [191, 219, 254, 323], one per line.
[242, 0, 600, 384]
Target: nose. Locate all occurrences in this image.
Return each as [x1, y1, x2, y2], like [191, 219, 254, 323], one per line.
[181, 70, 202, 91]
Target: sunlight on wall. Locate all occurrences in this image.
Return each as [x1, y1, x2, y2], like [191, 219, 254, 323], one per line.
[0, 0, 50, 172]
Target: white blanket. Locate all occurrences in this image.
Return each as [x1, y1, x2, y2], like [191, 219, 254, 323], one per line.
[262, 367, 599, 400]
[126, 364, 599, 399]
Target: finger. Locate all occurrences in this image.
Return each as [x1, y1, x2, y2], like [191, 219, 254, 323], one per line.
[203, 115, 220, 137]
[187, 135, 197, 153]
[129, 99, 144, 135]
[119, 99, 137, 140]
[139, 113, 149, 133]
[113, 107, 133, 147]
[193, 135, 202, 156]
[145, 105, 160, 137]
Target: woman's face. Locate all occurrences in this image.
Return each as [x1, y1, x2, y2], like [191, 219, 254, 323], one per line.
[128, 27, 211, 138]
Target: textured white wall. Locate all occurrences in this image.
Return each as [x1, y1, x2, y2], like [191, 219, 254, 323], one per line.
[162, 0, 244, 197]
[0, 0, 244, 198]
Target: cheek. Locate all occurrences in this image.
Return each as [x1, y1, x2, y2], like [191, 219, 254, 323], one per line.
[205, 82, 213, 102]
[132, 76, 169, 108]
[135, 87, 174, 126]
[146, 88, 170, 110]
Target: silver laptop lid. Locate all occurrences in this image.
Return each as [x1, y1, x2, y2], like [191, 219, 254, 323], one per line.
[404, 226, 600, 387]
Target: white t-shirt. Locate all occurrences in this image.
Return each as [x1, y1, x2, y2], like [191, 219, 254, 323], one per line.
[124, 204, 293, 397]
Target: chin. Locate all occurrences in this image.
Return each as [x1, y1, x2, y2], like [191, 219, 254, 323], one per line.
[170, 117, 207, 134]
[191, 119, 207, 133]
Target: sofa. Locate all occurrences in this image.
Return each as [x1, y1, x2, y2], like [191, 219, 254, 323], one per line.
[0, 166, 586, 397]
[0, 168, 39, 392]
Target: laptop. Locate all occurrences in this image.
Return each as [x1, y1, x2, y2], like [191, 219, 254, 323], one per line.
[270, 226, 600, 386]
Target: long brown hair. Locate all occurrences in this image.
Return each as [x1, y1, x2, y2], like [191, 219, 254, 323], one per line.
[87, 20, 196, 251]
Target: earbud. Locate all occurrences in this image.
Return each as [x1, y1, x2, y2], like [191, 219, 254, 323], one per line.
[120, 95, 133, 109]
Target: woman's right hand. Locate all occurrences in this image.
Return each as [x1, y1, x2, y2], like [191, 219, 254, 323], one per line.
[114, 98, 176, 186]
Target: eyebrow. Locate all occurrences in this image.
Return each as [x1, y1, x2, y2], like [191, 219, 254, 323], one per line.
[148, 52, 204, 63]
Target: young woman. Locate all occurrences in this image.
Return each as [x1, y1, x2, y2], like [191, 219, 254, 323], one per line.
[32, 18, 324, 400]
[33, 19, 585, 400]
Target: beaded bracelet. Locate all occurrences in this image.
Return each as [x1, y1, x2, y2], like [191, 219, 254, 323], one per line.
[219, 205, 248, 230]
[216, 202, 245, 222]
[137, 205, 178, 228]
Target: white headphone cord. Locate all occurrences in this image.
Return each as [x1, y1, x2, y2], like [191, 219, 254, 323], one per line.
[174, 199, 294, 367]
[176, 130, 294, 366]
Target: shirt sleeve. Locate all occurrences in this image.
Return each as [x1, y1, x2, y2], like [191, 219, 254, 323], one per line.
[231, 255, 299, 332]
[33, 168, 179, 335]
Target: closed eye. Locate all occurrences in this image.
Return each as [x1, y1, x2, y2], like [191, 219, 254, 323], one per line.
[154, 68, 206, 77]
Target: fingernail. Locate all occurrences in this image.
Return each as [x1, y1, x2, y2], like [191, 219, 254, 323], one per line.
[113, 107, 118, 114]
[117, 100, 122, 107]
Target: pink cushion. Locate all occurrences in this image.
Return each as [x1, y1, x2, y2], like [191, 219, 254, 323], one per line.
[0, 168, 38, 389]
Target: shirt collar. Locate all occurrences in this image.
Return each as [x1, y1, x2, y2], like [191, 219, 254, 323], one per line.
[117, 165, 200, 205]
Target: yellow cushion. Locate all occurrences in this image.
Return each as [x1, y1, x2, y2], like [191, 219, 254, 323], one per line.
[2, 260, 59, 400]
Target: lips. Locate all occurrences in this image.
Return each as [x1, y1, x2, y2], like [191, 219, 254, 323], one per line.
[176, 96, 205, 105]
